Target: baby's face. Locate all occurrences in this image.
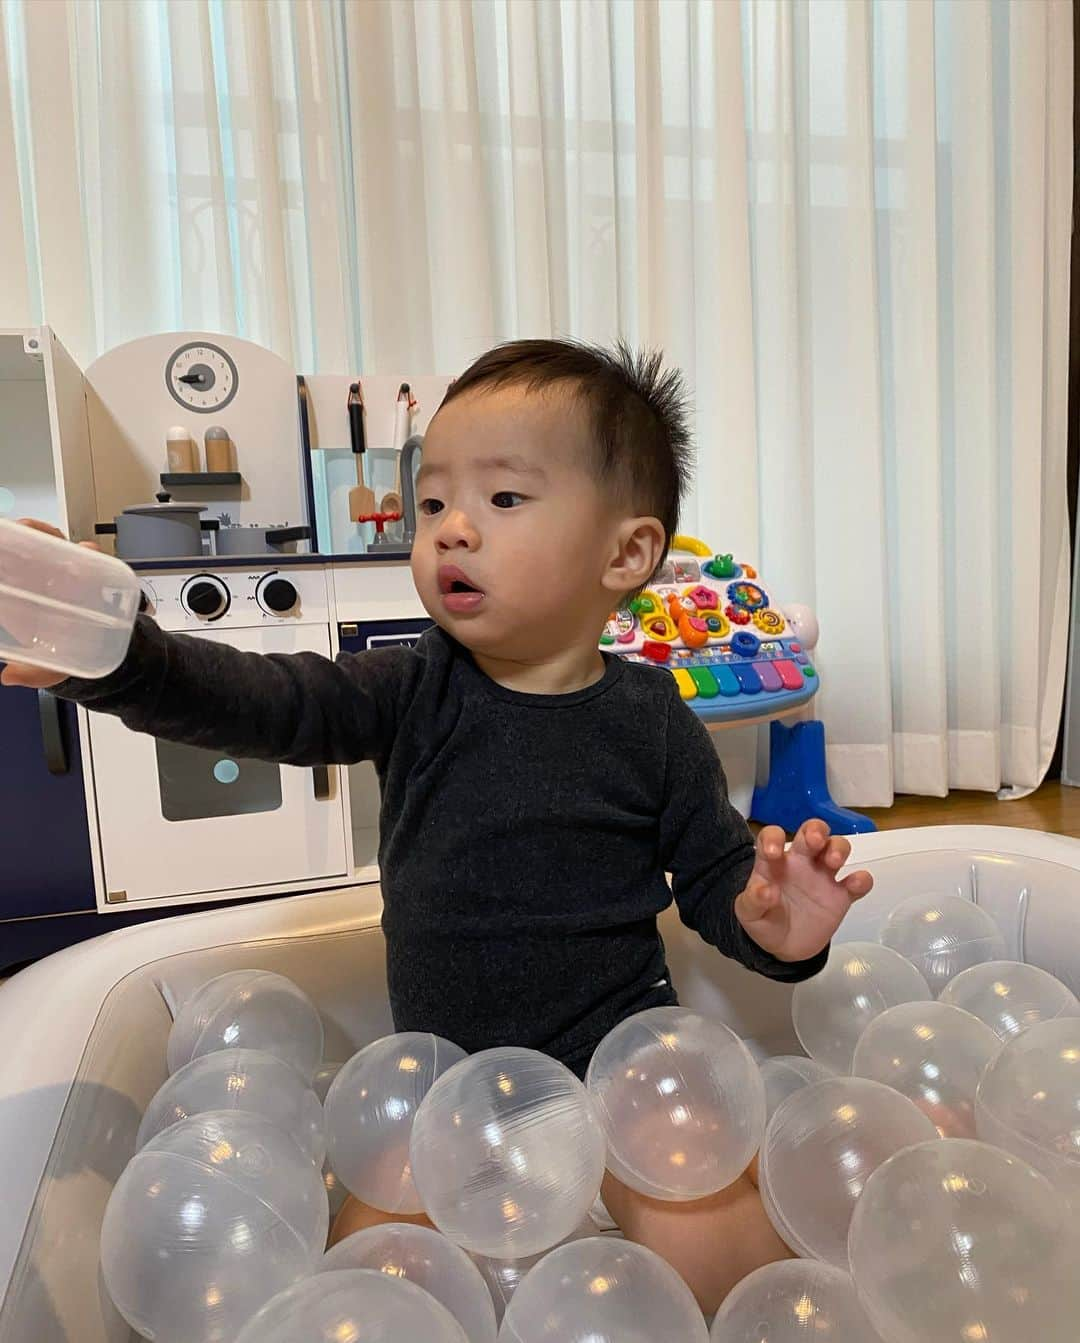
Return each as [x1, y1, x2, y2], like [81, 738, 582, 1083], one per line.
[411, 385, 624, 660]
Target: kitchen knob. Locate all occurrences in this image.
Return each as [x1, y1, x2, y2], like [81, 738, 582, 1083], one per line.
[184, 577, 229, 619]
[259, 577, 298, 614]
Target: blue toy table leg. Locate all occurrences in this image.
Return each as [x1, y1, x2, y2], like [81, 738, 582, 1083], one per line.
[751, 720, 877, 836]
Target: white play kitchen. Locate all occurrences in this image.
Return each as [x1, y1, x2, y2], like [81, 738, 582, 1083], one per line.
[0, 324, 448, 965]
[1, 325, 835, 955]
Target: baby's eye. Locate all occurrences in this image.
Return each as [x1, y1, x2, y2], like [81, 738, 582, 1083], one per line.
[491, 492, 525, 509]
[419, 498, 444, 516]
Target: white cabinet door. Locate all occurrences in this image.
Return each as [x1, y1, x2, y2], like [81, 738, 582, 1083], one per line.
[88, 623, 348, 906]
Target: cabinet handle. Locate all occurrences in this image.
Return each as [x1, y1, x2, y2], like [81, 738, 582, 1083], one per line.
[312, 765, 331, 801]
[38, 691, 70, 775]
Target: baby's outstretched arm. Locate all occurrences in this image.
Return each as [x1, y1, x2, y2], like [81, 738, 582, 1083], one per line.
[51, 615, 411, 768]
[1, 521, 411, 768]
[659, 691, 871, 978]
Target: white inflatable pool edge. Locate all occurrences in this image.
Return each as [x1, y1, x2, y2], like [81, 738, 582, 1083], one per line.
[0, 882, 384, 1307]
[2, 824, 1079, 1338]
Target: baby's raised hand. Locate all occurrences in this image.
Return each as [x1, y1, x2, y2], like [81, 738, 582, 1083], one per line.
[734, 821, 873, 963]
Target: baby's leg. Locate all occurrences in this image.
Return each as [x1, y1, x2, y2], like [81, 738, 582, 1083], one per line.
[329, 1195, 435, 1247]
[601, 1166, 793, 1316]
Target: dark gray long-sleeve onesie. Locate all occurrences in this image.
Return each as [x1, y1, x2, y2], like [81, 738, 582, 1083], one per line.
[57, 618, 826, 1075]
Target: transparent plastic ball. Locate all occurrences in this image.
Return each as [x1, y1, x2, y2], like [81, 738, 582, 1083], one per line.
[136, 1047, 326, 1163]
[759, 1055, 834, 1123]
[313, 1061, 349, 1217]
[166, 970, 324, 1082]
[975, 1016, 1080, 1211]
[234, 1268, 468, 1343]
[792, 941, 932, 1073]
[848, 1138, 1080, 1343]
[324, 1032, 467, 1213]
[321, 1223, 497, 1343]
[471, 1219, 601, 1324]
[758, 1076, 937, 1267]
[939, 960, 1080, 1042]
[410, 1047, 606, 1259]
[498, 1237, 708, 1343]
[709, 1259, 879, 1342]
[99, 1110, 329, 1343]
[851, 1001, 1001, 1138]
[585, 1007, 765, 1200]
[879, 893, 1007, 996]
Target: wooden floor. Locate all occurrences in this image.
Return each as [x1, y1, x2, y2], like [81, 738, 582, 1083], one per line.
[859, 780, 1080, 839]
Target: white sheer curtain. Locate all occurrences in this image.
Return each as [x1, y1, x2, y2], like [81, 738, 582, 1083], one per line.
[0, 0, 1072, 803]
[744, 0, 1073, 803]
[1, 0, 363, 370]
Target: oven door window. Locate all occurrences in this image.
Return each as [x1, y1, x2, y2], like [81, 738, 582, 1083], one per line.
[155, 741, 282, 822]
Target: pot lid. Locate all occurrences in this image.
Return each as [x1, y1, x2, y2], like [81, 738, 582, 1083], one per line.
[122, 502, 207, 516]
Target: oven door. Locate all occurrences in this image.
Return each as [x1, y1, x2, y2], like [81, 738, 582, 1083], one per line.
[87, 623, 349, 908]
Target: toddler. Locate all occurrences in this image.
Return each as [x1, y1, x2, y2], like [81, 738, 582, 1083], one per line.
[4, 340, 871, 1308]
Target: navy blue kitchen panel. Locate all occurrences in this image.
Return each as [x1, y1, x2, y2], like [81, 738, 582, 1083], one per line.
[337, 618, 434, 655]
[0, 894, 268, 975]
[0, 687, 97, 921]
[1, 908, 144, 973]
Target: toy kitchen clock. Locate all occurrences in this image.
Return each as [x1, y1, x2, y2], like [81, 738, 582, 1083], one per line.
[602, 535, 819, 724]
[164, 339, 240, 413]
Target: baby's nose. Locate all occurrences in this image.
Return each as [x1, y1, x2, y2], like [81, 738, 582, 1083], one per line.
[435, 510, 479, 550]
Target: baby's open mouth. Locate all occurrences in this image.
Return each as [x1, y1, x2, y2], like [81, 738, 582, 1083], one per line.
[438, 566, 484, 596]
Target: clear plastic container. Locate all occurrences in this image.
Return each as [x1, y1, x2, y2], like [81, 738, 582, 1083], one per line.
[0, 518, 140, 678]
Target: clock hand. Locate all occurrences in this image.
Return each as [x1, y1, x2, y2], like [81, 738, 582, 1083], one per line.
[177, 371, 207, 386]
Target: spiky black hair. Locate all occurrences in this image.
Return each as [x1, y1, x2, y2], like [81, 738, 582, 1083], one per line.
[440, 338, 692, 560]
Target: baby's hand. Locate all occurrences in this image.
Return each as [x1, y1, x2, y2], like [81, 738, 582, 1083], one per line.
[734, 821, 873, 964]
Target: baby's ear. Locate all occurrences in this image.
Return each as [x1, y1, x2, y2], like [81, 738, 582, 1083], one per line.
[601, 516, 666, 595]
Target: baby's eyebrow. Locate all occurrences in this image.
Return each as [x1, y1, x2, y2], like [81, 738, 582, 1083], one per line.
[417, 454, 547, 486]
[474, 454, 547, 478]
